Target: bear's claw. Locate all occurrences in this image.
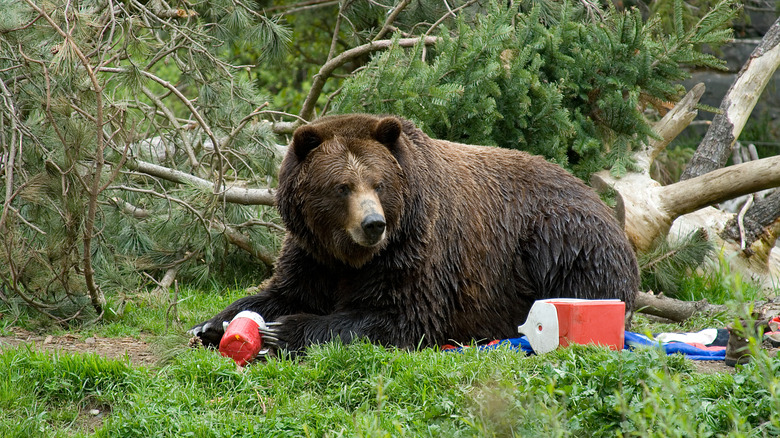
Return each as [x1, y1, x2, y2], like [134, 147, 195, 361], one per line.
[259, 322, 282, 348]
[189, 317, 284, 353]
[187, 320, 228, 348]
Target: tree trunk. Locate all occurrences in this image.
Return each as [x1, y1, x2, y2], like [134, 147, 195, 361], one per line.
[680, 17, 780, 180]
[719, 190, 780, 256]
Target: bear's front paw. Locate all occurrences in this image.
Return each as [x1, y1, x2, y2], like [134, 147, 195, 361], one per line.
[188, 318, 230, 348]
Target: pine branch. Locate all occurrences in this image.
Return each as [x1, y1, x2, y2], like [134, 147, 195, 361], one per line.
[0, 78, 20, 233]
[109, 197, 277, 267]
[211, 220, 277, 267]
[420, 0, 481, 60]
[125, 158, 276, 206]
[24, 0, 108, 313]
[140, 85, 200, 171]
[148, 0, 198, 19]
[373, 0, 412, 41]
[295, 36, 440, 126]
[265, 0, 339, 15]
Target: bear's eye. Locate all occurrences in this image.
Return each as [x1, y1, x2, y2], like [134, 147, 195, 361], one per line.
[375, 183, 384, 194]
[336, 184, 350, 197]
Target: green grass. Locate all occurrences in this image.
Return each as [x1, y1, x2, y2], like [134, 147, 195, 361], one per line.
[1, 280, 780, 436]
[2, 339, 780, 437]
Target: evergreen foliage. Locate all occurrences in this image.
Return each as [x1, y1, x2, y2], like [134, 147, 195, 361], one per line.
[0, 0, 286, 320]
[334, 0, 738, 178]
[639, 229, 714, 296]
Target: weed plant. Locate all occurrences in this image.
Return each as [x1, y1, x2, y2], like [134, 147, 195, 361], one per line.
[676, 253, 764, 304]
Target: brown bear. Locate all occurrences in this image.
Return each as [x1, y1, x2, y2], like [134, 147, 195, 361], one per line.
[189, 114, 638, 354]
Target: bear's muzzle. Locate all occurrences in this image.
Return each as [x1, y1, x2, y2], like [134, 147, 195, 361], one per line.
[347, 195, 387, 247]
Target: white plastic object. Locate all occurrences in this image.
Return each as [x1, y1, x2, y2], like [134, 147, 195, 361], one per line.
[517, 301, 560, 354]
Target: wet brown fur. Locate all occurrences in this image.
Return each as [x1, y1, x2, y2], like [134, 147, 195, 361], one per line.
[192, 114, 639, 352]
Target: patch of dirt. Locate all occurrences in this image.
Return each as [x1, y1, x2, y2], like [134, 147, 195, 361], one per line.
[0, 327, 159, 367]
[690, 359, 735, 374]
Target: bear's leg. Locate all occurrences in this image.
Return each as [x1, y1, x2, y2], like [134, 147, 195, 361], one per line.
[189, 290, 301, 348]
[272, 310, 403, 354]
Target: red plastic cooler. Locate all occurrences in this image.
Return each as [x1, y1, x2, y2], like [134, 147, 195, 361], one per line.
[543, 299, 625, 350]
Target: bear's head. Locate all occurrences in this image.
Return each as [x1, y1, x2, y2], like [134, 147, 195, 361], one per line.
[277, 115, 408, 268]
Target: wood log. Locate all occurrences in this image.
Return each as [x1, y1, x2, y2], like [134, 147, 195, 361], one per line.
[635, 291, 728, 322]
[593, 144, 780, 252]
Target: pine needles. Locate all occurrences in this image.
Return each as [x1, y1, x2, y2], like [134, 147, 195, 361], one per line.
[639, 228, 714, 297]
[333, 0, 739, 180]
[0, 0, 287, 321]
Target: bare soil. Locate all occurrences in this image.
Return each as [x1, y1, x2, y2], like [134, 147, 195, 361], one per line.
[0, 327, 158, 367]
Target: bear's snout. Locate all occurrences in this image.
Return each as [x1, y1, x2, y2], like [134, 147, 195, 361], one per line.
[361, 213, 386, 244]
[346, 193, 387, 248]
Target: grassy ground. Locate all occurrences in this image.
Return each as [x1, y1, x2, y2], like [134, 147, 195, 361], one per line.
[1, 285, 779, 437]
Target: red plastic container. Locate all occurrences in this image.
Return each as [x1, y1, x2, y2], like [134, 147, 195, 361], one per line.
[543, 299, 625, 350]
[219, 311, 265, 366]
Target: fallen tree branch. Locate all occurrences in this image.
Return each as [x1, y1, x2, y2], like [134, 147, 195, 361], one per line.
[636, 83, 705, 171]
[595, 17, 780, 255]
[211, 220, 277, 267]
[125, 158, 276, 205]
[149, 267, 179, 297]
[108, 197, 152, 219]
[635, 291, 728, 322]
[660, 154, 780, 218]
[108, 194, 277, 267]
[595, 152, 780, 252]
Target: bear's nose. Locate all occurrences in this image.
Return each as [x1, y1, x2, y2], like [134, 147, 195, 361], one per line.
[361, 213, 386, 243]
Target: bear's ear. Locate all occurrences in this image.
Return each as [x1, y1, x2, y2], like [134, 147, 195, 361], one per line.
[372, 117, 402, 148]
[291, 125, 322, 161]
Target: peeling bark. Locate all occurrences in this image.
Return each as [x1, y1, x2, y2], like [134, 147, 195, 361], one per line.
[680, 17, 780, 180]
[720, 190, 780, 256]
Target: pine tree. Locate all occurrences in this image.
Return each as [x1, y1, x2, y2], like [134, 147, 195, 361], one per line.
[0, 0, 287, 320]
[333, 0, 738, 179]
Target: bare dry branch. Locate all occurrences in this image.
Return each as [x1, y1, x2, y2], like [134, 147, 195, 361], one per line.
[638, 83, 706, 170]
[373, 0, 412, 41]
[636, 291, 728, 322]
[125, 159, 276, 206]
